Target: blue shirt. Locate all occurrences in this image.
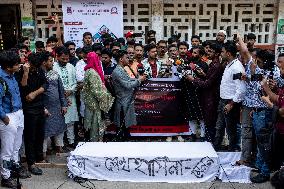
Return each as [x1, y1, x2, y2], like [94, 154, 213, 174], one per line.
[0, 69, 22, 119]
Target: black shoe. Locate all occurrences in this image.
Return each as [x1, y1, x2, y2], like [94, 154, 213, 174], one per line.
[19, 165, 31, 179]
[1, 177, 17, 188]
[28, 166, 43, 175]
[11, 165, 32, 179]
[250, 173, 270, 183]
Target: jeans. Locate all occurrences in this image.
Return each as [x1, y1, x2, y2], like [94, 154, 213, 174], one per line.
[240, 106, 256, 162]
[253, 109, 272, 176]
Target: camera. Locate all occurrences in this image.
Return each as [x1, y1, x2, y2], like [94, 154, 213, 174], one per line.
[3, 160, 20, 171]
[233, 73, 242, 80]
[251, 74, 263, 81]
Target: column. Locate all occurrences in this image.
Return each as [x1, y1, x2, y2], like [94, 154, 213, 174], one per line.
[151, 0, 164, 41]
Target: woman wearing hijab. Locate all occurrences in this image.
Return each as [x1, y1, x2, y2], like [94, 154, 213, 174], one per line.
[83, 52, 114, 141]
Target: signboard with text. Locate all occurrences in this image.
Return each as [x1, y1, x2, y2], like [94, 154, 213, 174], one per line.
[62, 0, 123, 47]
[130, 79, 189, 136]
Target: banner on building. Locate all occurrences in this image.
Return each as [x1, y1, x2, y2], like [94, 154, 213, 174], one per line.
[130, 79, 189, 136]
[62, 0, 123, 47]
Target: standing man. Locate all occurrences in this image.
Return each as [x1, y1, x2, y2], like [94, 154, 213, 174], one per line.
[134, 44, 144, 64]
[157, 40, 168, 65]
[141, 44, 162, 78]
[82, 32, 93, 47]
[53, 47, 79, 148]
[111, 42, 121, 65]
[214, 42, 246, 151]
[216, 30, 227, 46]
[101, 48, 116, 76]
[246, 33, 256, 51]
[0, 51, 28, 188]
[64, 41, 79, 67]
[186, 43, 223, 141]
[20, 53, 48, 175]
[177, 41, 190, 62]
[112, 50, 146, 140]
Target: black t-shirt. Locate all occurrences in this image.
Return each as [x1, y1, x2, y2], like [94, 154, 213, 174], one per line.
[17, 68, 48, 113]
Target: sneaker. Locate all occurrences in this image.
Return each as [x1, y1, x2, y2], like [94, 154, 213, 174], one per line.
[28, 165, 43, 175]
[177, 136, 185, 142]
[166, 137, 172, 142]
[250, 173, 270, 183]
[1, 177, 17, 188]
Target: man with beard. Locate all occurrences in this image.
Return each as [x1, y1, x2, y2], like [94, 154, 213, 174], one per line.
[111, 50, 146, 140]
[179, 46, 208, 141]
[157, 40, 168, 65]
[141, 44, 163, 78]
[53, 47, 79, 148]
[64, 41, 78, 67]
[186, 43, 223, 141]
[177, 41, 189, 62]
[124, 46, 138, 78]
[216, 30, 227, 46]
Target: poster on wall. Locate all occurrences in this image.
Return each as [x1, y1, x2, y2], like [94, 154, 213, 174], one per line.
[62, 0, 123, 47]
[278, 19, 284, 34]
[21, 17, 35, 51]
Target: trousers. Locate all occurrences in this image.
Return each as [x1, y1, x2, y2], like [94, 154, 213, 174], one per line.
[0, 110, 24, 179]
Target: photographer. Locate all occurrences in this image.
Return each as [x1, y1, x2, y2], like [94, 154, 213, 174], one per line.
[236, 34, 278, 182]
[213, 41, 246, 151]
[261, 53, 284, 181]
[111, 50, 147, 140]
[0, 51, 28, 188]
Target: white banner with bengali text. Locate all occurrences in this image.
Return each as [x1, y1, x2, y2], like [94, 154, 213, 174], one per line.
[68, 142, 219, 183]
[62, 0, 123, 47]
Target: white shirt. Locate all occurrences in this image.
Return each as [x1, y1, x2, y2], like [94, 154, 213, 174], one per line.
[220, 59, 246, 103]
[75, 59, 87, 82]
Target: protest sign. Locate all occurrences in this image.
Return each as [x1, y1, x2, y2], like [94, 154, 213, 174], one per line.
[130, 79, 189, 136]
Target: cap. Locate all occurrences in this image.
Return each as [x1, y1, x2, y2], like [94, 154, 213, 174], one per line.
[125, 31, 134, 38]
[218, 30, 227, 37]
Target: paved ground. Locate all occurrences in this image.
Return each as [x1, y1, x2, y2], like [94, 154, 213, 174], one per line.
[12, 167, 273, 189]
[0, 139, 276, 189]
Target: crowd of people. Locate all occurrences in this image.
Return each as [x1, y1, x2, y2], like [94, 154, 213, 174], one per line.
[0, 15, 284, 188]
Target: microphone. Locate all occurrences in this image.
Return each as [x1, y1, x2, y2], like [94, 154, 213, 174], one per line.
[137, 63, 145, 75]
